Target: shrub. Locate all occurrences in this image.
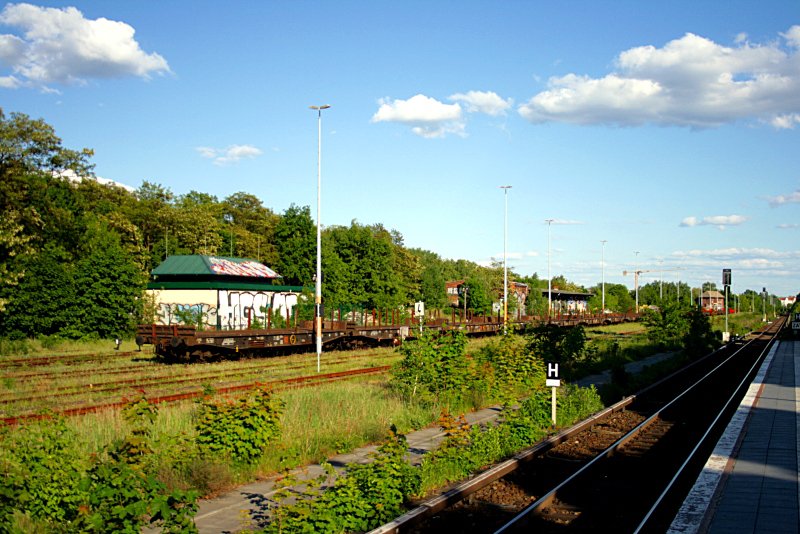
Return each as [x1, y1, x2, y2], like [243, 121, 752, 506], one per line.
[195, 386, 284, 464]
[0, 399, 199, 533]
[390, 330, 476, 407]
[264, 426, 420, 533]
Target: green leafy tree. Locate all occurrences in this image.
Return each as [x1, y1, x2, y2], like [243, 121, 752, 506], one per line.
[607, 283, 635, 312]
[464, 275, 492, 315]
[0, 109, 93, 312]
[0, 245, 75, 338]
[641, 298, 690, 348]
[274, 204, 315, 286]
[526, 323, 587, 375]
[67, 219, 147, 339]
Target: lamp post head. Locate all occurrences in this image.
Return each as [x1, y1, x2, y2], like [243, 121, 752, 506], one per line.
[309, 104, 331, 110]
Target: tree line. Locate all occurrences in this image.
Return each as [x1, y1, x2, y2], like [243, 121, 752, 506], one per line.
[3, 109, 779, 341]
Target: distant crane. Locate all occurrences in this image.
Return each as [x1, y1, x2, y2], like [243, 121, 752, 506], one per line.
[623, 267, 684, 309]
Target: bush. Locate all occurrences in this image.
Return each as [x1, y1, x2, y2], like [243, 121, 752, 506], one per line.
[0, 400, 199, 533]
[390, 330, 476, 407]
[195, 386, 284, 464]
[264, 426, 420, 533]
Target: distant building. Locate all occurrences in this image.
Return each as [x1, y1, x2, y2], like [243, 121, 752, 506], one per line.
[541, 288, 593, 314]
[779, 295, 796, 307]
[509, 281, 529, 309]
[444, 280, 465, 307]
[698, 290, 725, 310]
[146, 255, 302, 330]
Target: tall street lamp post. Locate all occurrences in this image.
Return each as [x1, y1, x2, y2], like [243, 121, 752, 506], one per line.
[600, 240, 607, 315]
[310, 104, 330, 373]
[545, 219, 554, 319]
[500, 186, 511, 334]
[634, 251, 640, 312]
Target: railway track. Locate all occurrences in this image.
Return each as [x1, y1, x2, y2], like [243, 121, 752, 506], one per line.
[375, 319, 785, 534]
[1, 364, 392, 426]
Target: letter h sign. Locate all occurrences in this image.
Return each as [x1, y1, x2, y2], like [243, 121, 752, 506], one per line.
[546, 362, 561, 387]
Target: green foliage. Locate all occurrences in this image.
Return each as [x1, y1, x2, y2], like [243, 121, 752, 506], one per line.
[273, 204, 315, 286]
[419, 383, 602, 491]
[0, 399, 198, 533]
[641, 298, 690, 348]
[474, 334, 544, 400]
[264, 426, 420, 534]
[390, 330, 474, 406]
[464, 275, 492, 315]
[683, 307, 719, 358]
[556, 384, 604, 426]
[0, 418, 85, 529]
[195, 387, 284, 464]
[526, 323, 587, 374]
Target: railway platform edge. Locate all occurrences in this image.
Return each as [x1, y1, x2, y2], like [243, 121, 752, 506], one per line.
[669, 339, 799, 533]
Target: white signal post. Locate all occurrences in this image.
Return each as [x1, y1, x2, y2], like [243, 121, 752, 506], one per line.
[546, 361, 560, 425]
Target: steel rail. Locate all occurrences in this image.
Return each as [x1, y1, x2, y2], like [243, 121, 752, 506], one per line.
[494, 320, 782, 533]
[632, 317, 785, 533]
[1, 365, 391, 426]
[367, 396, 636, 534]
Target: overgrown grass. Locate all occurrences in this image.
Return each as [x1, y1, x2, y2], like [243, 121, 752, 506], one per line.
[710, 311, 770, 337]
[0, 337, 133, 358]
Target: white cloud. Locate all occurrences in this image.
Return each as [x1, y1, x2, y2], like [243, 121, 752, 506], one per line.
[547, 218, 584, 225]
[196, 145, 263, 166]
[0, 3, 169, 89]
[519, 26, 800, 128]
[673, 247, 800, 260]
[55, 169, 134, 192]
[766, 189, 800, 207]
[371, 94, 464, 138]
[448, 90, 512, 116]
[777, 223, 799, 229]
[680, 214, 748, 229]
[771, 113, 800, 129]
[0, 74, 20, 88]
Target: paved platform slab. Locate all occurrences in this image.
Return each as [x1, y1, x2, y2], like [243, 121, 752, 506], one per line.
[669, 340, 799, 533]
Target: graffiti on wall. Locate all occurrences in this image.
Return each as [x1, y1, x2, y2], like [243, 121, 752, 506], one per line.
[157, 303, 218, 327]
[218, 290, 297, 330]
[155, 290, 298, 330]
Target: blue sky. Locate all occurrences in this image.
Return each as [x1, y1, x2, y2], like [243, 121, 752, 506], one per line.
[2, 1, 799, 298]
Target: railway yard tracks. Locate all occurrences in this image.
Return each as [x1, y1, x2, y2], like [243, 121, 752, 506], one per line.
[0, 348, 396, 425]
[376, 318, 785, 534]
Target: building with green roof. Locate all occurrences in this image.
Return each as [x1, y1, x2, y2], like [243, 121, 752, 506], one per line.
[147, 255, 303, 329]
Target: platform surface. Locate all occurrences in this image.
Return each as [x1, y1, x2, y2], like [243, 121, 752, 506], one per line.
[670, 339, 799, 533]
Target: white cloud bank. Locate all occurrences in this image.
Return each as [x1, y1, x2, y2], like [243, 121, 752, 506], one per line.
[196, 145, 263, 166]
[767, 189, 800, 207]
[449, 90, 512, 116]
[680, 215, 748, 229]
[0, 3, 169, 90]
[371, 94, 464, 138]
[371, 91, 511, 138]
[519, 26, 800, 128]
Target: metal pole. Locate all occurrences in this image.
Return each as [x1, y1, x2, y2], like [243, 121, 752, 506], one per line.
[600, 240, 607, 314]
[634, 251, 640, 311]
[500, 186, 511, 334]
[548, 221, 551, 317]
[310, 104, 330, 373]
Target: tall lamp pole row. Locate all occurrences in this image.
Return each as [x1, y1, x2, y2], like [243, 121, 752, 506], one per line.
[500, 186, 512, 334]
[310, 104, 330, 373]
[600, 240, 607, 314]
[545, 219, 554, 318]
